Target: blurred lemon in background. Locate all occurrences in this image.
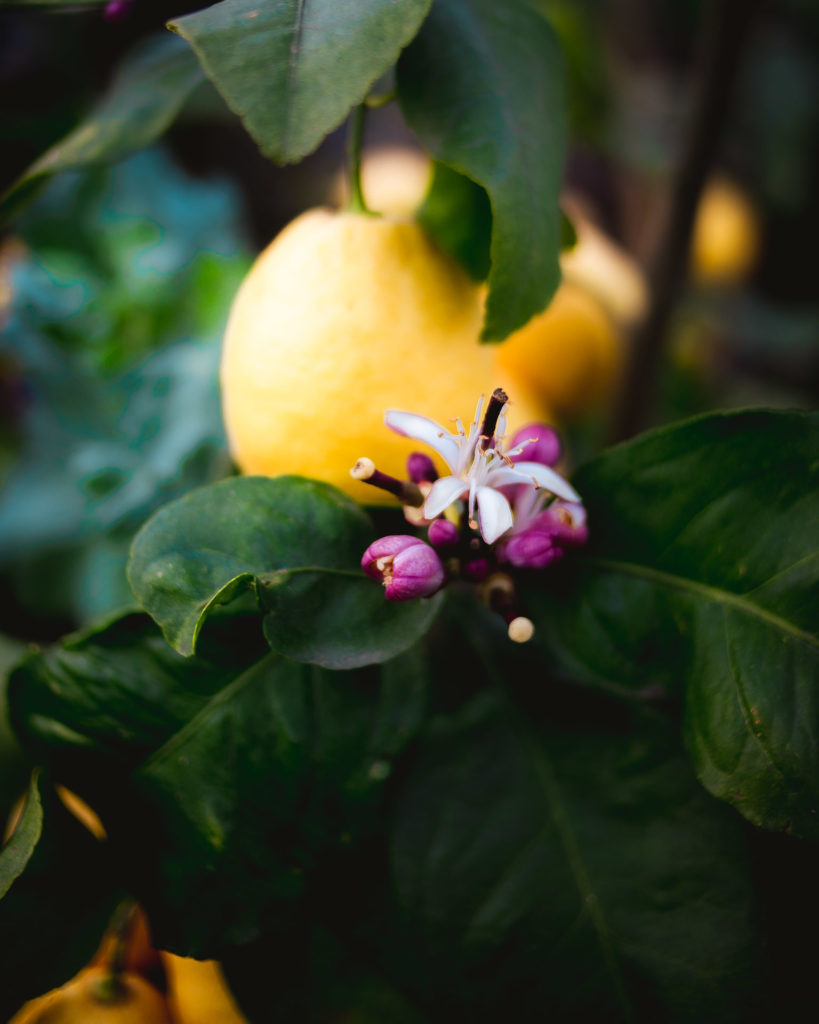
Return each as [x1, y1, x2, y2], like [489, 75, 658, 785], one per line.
[691, 177, 760, 285]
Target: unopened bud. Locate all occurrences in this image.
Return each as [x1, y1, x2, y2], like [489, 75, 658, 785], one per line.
[502, 529, 564, 570]
[361, 535, 445, 602]
[427, 518, 459, 551]
[407, 452, 438, 484]
[509, 422, 562, 467]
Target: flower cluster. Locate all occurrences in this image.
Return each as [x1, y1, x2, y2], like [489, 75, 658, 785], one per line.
[353, 389, 588, 641]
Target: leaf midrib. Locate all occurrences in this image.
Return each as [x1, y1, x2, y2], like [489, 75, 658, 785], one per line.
[589, 558, 818, 650]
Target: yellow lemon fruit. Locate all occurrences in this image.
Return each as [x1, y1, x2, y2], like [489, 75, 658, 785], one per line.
[495, 281, 623, 419]
[10, 968, 173, 1024]
[560, 213, 648, 326]
[691, 177, 760, 285]
[163, 954, 249, 1024]
[331, 145, 432, 217]
[220, 209, 548, 503]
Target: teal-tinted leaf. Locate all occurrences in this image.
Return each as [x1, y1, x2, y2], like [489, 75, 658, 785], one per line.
[389, 692, 762, 1023]
[170, 0, 432, 164]
[128, 475, 440, 666]
[417, 162, 492, 281]
[0, 771, 119, 1019]
[530, 409, 819, 838]
[0, 34, 204, 223]
[0, 149, 248, 622]
[397, 0, 565, 340]
[107, 647, 427, 956]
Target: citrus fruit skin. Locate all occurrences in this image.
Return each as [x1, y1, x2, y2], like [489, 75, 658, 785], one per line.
[495, 281, 623, 418]
[691, 178, 760, 285]
[11, 968, 173, 1024]
[163, 954, 249, 1024]
[220, 208, 547, 503]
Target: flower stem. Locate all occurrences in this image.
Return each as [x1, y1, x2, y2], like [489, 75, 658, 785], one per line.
[346, 104, 371, 215]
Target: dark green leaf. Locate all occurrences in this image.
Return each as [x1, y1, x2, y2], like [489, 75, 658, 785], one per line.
[0, 35, 204, 223]
[107, 647, 428, 956]
[0, 771, 119, 1019]
[9, 613, 263, 772]
[389, 692, 762, 1023]
[530, 409, 819, 838]
[397, 0, 566, 340]
[417, 162, 492, 281]
[0, 770, 42, 900]
[127, 475, 441, 667]
[170, 0, 432, 164]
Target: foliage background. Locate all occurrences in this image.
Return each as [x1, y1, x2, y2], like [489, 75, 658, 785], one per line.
[0, 0, 817, 1021]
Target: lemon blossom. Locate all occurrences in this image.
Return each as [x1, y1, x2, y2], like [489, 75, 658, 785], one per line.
[385, 389, 580, 544]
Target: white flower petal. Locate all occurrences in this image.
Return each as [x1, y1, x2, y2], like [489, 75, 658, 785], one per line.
[495, 460, 581, 503]
[424, 475, 467, 519]
[476, 486, 514, 544]
[384, 410, 459, 471]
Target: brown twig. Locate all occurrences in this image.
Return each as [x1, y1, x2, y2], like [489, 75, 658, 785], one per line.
[611, 0, 761, 442]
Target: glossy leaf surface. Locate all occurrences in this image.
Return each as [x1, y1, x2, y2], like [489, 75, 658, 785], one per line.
[529, 410, 819, 837]
[170, 0, 432, 164]
[389, 692, 762, 1023]
[128, 476, 440, 667]
[398, 0, 565, 340]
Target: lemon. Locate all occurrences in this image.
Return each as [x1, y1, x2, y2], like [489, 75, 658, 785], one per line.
[220, 209, 548, 503]
[495, 281, 623, 419]
[10, 968, 173, 1024]
[163, 954, 249, 1024]
[331, 145, 431, 217]
[691, 177, 760, 285]
[560, 208, 648, 326]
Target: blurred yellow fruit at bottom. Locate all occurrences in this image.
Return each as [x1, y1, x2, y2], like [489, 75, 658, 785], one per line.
[163, 954, 249, 1024]
[496, 281, 623, 419]
[9, 968, 173, 1024]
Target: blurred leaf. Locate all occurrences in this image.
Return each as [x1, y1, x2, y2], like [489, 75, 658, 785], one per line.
[388, 692, 762, 1023]
[0, 770, 119, 1019]
[0, 34, 204, 223]
[0, 635, 29, 820]
[170, 0, 432, 164]
[113, 647, 427, 955]
[8, 613, 265, 772]
[128, 476, 441, 667]
[397, 0, 565, 340]
[417, 162, 492, 281]
[0, 150, 248, 623]
[529, 410, 819, 838]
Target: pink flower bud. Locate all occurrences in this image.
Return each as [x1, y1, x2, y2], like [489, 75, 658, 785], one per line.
[427, 518, 459, 551]
[361, 535, 445, 601]
[509, 423, 562, 467]
[407, 452, 438, 484]
[534, 502, 589, 547]
[502, 530, 565, 570]
[462, 557, 489, 582]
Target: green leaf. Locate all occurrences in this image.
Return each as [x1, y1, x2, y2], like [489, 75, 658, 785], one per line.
[0, 35, 204, 223]
[0, 771, 119, 1019]
[0, 770, 42, 900]
[389, 692, 762, 1023]
[417, 162, 492, 281]
[127, 476, 441, 667]
[8, 613, 265, 772]
[397, 0, 566, 340]
[170, 0, 432, 164]
[105, 647, 428, 955]
[530, 409, 819, 838]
